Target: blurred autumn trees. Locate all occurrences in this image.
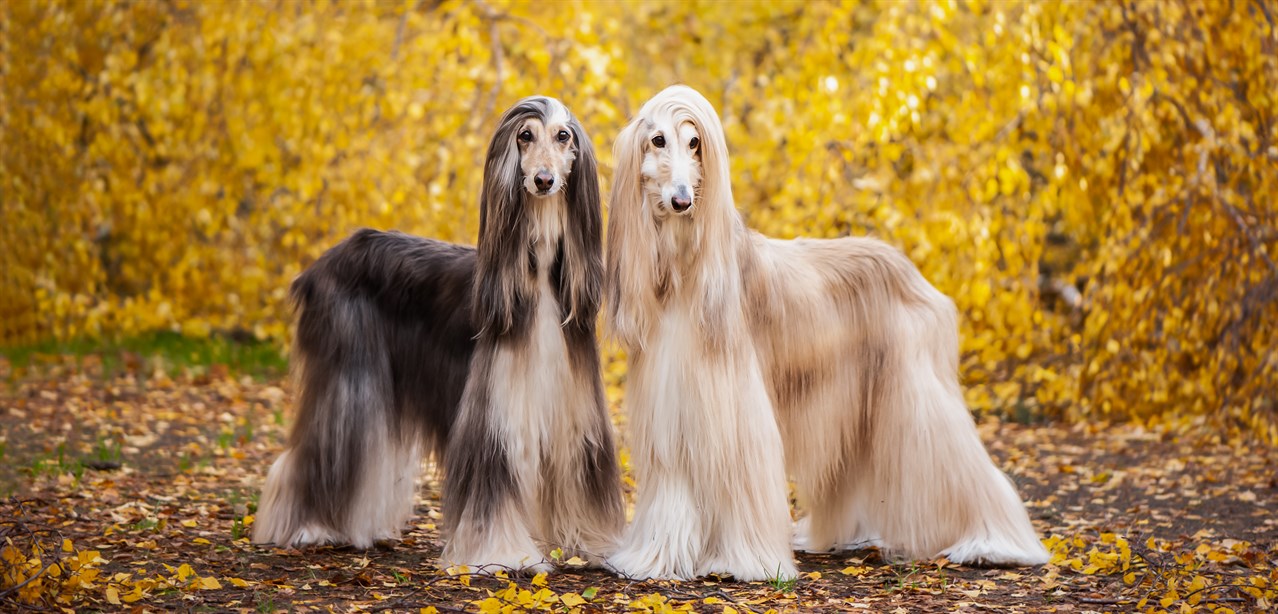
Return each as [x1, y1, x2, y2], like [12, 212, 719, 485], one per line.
[1, 0, 1274, 442]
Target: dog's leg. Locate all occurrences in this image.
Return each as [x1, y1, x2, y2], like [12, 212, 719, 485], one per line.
[444, 496, 550, 576]
[696, 361, 797, 582]
[345, 435, 422, 547]
[533, 326, 623, 566]
[255, 449, 338, 547]
[792, 490, 851, 554]
[605, 466, 702, 581]
[784, 381, 881, 555]
[541, 430, 623, 567]
[856, 308, 1048, 565]
[254, 298, 412, 548]
[794, 481, 884, 554]
[441, 360, 550, 576]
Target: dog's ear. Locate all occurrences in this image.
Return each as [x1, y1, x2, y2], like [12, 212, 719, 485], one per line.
[676, 90, 744, 348]
[558, 116, 603, 328]
[605, 117, 660, 348]
[474, 107, 533, 338]
[677, 87, 733, 212]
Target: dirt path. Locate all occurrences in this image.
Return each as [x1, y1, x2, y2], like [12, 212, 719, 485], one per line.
[2, 361, 1275, 612]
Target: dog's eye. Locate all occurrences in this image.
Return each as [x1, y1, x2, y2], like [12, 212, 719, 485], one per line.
[518, 130, 533, 143]
[651, 134, 666, 148]
[557, 130, 571, 143]
[689, 136, 700, 150]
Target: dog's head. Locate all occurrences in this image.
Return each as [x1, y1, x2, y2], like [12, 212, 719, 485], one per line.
[607, 86, 738, 346]
[613, 85, 730, 219]
[635, 109, 703, 215]
[486, 96, 592, 200]
[513, 100, 577, 197]
[476, 96, 603, 337]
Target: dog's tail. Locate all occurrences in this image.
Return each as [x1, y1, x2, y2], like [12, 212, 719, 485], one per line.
[254, 230, 472, 548]
[872, 289, 1049, 566]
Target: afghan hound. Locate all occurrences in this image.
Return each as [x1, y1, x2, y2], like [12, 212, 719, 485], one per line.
[253, 96, 623, 575]
[603, 85, 1049, 581]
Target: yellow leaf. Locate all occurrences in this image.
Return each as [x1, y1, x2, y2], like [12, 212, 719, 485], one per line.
[106, 586, 121, 605]
[531, 571, 548, 587]
[200, 576, 223, 590]
[475, 597, 504, 613]
[561, 593, 586, 607]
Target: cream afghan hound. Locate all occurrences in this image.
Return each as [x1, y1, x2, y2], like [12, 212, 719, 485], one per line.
[604, 85, 1048, 581]
[253, 97, 623, 575]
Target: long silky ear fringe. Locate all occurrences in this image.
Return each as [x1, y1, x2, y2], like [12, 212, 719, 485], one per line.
[605, 117, 661, 348]
[560, 115, 604, 329]
[473, 105, 534, 339]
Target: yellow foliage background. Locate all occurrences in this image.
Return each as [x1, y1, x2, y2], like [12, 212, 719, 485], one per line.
[2, 0, 1275, 441]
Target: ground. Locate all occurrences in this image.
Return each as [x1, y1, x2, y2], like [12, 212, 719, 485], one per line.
[1, 349, 1275, 612]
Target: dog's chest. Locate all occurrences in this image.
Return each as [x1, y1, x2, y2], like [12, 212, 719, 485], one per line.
[636, 310, 722, 425]
[489, 225, 576, 472]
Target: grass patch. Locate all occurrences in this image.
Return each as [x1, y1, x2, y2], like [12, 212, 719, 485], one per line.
[254, 590, 279, 613]
[885, 562, 924, 594]
[768, 568, 799, 593]
[132, 518, 159, 533]
[1, 330, 287, 380]
[25, 443, 85, 481]
[85, 435, 124, 470]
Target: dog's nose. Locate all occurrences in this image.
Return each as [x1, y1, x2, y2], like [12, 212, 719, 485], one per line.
[671, 186, 692, 211]
[534, 172, 555, 191]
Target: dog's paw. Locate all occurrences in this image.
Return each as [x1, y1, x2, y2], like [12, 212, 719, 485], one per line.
[442, 553, 552, 577]
[699, 555, 798, 583]
[942, 537, 1049, 567]
[290, 524, 341, 548]
[604, 550, 695, 582]
[791, 517, 832, 553]
[519, 559, 555, 576]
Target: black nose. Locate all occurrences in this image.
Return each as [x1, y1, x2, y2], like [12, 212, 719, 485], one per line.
[671, 196, 692, 211]
[534, 172, 555, 191]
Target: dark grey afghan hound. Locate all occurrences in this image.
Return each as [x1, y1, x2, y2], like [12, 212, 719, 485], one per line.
[253, 97, 623, 575]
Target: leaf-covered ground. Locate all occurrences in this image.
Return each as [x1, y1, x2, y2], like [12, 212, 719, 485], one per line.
[2, 350, 1275, 613]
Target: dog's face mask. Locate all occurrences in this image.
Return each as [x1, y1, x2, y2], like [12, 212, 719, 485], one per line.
[640, 118, 703, 215]
[516, 113, 577, 198]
